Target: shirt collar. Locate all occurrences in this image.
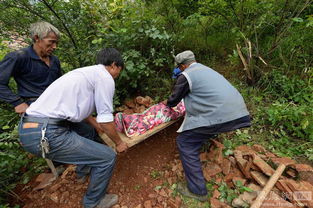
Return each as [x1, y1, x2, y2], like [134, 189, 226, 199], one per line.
[26, 45, 43, 60]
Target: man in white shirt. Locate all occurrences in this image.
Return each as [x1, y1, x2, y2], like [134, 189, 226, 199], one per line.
[18, 48, 128, 208]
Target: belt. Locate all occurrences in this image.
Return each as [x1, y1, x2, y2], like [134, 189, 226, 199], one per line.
[23, 116, 69, 126]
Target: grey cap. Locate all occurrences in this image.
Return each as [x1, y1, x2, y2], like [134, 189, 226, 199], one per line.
[175, 50, 195, 65]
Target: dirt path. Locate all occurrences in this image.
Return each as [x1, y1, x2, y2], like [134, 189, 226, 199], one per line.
[10, 120, 313, 208]
[11, 122, 183, 208]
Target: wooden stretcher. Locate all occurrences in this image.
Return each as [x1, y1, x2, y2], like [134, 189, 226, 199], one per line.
[47, 119, 180, 177]
[100, 119, 180, 149]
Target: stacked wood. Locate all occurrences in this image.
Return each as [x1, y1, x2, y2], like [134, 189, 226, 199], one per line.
[201, 141, 313, 208]
[116, 96, 154, 114]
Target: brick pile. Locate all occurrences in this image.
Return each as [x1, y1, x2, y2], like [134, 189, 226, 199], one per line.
[202, 140, 313, 208]
[116, 96, 154, 114]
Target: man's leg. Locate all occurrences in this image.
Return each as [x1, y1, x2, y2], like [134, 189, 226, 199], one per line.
[176, 130, 211, 196]
[70, 121, 99, 141]
[46, 127, 117, 208]
[70, 121, 103, 178]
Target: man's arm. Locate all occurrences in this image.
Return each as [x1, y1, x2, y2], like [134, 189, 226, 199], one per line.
[85, 115, 103, 134]
[167, 74, 190, 107]
[99, 122, 128, 152]
[0, 53, 28, 112]
[14, 103, 29, 114]
[85, 116, 128, 152]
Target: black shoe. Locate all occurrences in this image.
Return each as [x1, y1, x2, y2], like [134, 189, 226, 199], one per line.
[96, 194, 118, 208]
[176, 182, 208, 202]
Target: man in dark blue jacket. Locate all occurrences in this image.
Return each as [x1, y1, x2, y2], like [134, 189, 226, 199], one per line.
[0, 21, 62, 114]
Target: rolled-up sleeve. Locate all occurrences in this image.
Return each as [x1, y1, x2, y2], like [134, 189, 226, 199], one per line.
[94, 75, 115, 123]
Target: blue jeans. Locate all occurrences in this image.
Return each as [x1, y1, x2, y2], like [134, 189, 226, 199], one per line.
[176, 130, 216, 196]
[18, 119, 116, 208]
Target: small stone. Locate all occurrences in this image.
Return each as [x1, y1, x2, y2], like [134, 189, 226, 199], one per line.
[49, 183, 62, 192]
[33, 174, 56, 191]
[157, 196, 163, 203]
[148, 193, 157, 198]
[203, 162, 222, 178]
[60, 191, 69, 203]
[212, 189, 220, 199]
[159, 189, 168, 197]
[252, 154, 275, 176]
[167, 177, 173, 185]
[174, 196, 182, 207]
[232, 177, 247, 186]
[167, 198, 179, 208]
[292, 164, 313, 172]
[221, 158, 231, 175]
[143, 200, 152, 208]
[252, 144, 266, 153]
[271, 157, 296, 166]
[210, 198, 231, 208]
[200, 152, 207, 161]
[235, 145, 255, 155]
[250, 171, 268, 187]
[35, 173, 55, 183]
[49, 192, 59, 203]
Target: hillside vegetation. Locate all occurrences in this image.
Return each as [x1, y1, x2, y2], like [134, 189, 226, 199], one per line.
[0, 0, 312, 206]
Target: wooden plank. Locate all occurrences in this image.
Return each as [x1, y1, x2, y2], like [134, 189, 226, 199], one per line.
[250, 164, 286, 208]
[100, 119, 179, 149]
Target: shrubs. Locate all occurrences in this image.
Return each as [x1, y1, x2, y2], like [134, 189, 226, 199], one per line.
[258, 70, 313, 104]
[266, 101, 313, 141]
[257, 70, 313, 141]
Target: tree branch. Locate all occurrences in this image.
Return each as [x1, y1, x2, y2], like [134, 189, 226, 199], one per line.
[8, 0, 48, 21]
[266, 0, 312, 56]
[204, 7, 236, 28]
[40, 0, 77, 49]
[226, 0, 241, 29]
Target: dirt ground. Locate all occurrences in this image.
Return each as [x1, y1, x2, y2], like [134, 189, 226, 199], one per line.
[11, 121, 184, 208]
[11, 117, 313, 208]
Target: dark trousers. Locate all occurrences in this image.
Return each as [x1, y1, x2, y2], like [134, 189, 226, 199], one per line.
[176, 130, 216, 196]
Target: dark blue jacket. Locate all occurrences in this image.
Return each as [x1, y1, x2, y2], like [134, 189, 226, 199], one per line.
[0, 46, 62, 106]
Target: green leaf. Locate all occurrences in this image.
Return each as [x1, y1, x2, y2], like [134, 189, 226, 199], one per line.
[301, 118, 309, 129]
[224, 149, 233, 156]
[292, 17, 303, 22]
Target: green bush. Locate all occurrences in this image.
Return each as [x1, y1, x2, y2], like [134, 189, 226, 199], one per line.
[265, 101, 313, 141]
[0, 127, 46, 205]
[257, 70, 313, 141]
[258, 70, 313, 104]
[0, 128, 32, 203]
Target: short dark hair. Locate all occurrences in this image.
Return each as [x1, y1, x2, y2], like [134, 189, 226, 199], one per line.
[96, 48, 124, 69]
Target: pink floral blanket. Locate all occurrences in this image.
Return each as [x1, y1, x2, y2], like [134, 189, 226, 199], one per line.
[115, 101, 185, 137]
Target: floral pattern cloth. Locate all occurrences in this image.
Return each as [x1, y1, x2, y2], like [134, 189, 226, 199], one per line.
[115, 101, 185, 137]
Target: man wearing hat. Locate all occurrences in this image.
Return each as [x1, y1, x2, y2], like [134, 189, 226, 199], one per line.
[165, 50, 251, 201]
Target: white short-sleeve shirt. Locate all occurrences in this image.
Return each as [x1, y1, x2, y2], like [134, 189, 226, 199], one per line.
[26, 64, 115, 123]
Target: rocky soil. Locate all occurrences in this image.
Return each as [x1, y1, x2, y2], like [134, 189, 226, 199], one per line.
[10, 121, 313, 208]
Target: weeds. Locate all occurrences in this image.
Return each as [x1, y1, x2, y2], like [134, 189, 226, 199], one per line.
[150, 170, 161, 179]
